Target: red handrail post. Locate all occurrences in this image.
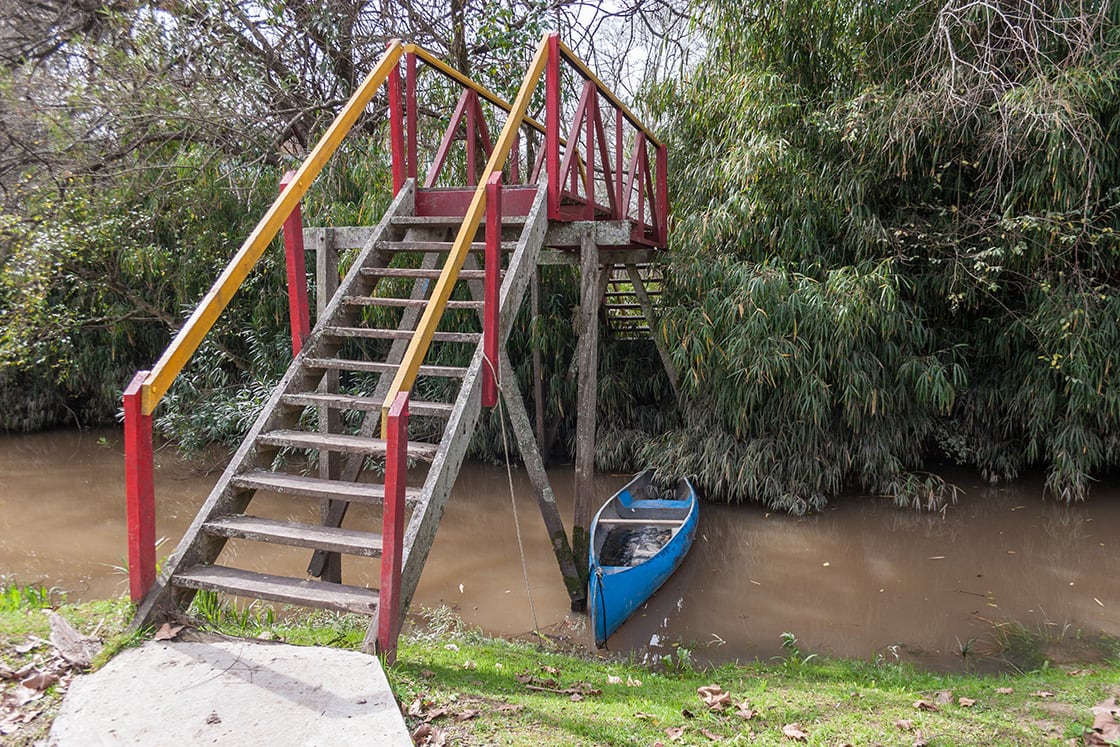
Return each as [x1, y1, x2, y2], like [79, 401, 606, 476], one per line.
[377, 391, 409, 664]
[483, 173, 502, 408]
[545, 33, 561, 220]
[124, 370, 156, 603]
[615, 108, 624, 219]
[279, 171, 310, 356]
[466, 90, 479, 185]
[406, 50, 418, 181]
[388, 53, 406, 194]
[656, 142, 669, 246]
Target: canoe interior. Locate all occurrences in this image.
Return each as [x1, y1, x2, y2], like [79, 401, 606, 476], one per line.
[591, 471, 693, 569]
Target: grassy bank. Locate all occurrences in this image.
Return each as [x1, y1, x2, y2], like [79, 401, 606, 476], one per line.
[2, 587, 1118, 745]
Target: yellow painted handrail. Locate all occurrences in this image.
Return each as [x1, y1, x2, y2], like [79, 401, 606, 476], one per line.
[139, 41, 406, 415]
[380, 35, 552, 431]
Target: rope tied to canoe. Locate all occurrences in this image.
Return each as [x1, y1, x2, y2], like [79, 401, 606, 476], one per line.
[490, 355, 541, 635]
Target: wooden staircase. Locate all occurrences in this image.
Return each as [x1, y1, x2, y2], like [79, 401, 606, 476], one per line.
[604, 264, 663, 340]
[135, 181, 548, 642]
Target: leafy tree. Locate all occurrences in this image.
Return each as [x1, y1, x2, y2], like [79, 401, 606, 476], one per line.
[647, 0, 1120, 509]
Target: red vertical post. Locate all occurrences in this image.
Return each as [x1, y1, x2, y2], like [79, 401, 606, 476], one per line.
[466, 90, 479, 185]
[656, 142, 669, 246]
[388, 55, 405, 194]
[124, 371, 155, 603]
[406, 51, 418, 181]
[377, 391, 409, 665]
[546, 33, 561, 220]
[279, 172, 310, 356]
[615, 108, 624, 219]
[584, 83, 596, 220]
[483, 173, 502, 408]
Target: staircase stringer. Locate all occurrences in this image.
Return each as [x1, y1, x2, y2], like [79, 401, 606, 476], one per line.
[381, 184, 548, 630]
[133, 182, 417, 630]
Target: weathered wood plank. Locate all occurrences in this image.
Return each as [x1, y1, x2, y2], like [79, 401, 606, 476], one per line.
[324, 326, 481, 343]
[361, 267, 490, 280]
[374, 240, 518, 253]
[572, 230, 601, 580]
[538, 247, 654, 266]
[231, 470, 422, 504]
[543, 220, 632, 247]
[257, 429, 439, 460]
[304, 357, 468, 378]
[499, 352, 585, 609]
[173, 566, 379, 615]
[283, 392, 453, 418]
[203, 516, 384, 556]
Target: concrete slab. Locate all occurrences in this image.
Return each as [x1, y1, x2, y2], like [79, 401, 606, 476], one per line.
[48, 638, 411, 746]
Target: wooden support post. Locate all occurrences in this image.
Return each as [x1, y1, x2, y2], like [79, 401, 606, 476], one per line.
[499, 352, 585, 610]
[625, 264, 679, 399]
[374, 391, 408, 663]
[315, 228, 342, 583]
[530, 266, 546, 457]
[280, 171, 310, 356]
[572, 228, 600, 579]
[482, 173, 501, 407]
[124, 370, 156, 603]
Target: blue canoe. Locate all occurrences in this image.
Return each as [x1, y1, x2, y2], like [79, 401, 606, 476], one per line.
[588, 470, 699, 648]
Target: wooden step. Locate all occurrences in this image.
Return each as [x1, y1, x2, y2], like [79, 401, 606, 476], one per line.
[203, 516, 384, 557]
[361, 267, 491, 280]
[231, 470, 422, 504]
[375, 240, 518, 254]
[282, 392, 454, 418]
[305, 357, 469, 378]
[342, 296, 483, 310]
[173, 565, 379, 615]
[391, 215, 527, 227]
[323, 326, 481, 344]
[257, 429, 439, 460]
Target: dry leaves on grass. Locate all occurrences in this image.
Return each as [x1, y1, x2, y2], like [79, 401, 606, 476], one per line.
[935, 690, 954, 705]
[666, 725, 686, 741]
[913, 699, 940, 712]
[411, 723, 448, 746]
[697, 684, 731, 711]
[958, 696, 976, 707]
[996, 687, 1014, 695]
[895, 719, 914, 731]
[782, 723, 810, 741]
[1032, 691, 1056, 698]
[734, 701, 757, 720]
[1084, 697, 1120, 747]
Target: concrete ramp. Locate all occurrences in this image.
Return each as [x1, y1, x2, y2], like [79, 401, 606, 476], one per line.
[48, 637, 410, 745]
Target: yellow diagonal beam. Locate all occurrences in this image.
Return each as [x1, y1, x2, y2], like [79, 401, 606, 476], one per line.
[380, 35, 551, 433]
[141, 41, 406, 415]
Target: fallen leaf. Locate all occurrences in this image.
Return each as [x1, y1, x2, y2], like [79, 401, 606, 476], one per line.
[462, 660, 477, 670]
[959, 696, 976, 707]
[666, 725, 686, 741]
[935, 690, 953, 705]
[542, 665, 560, 675]
[421, 669, 436, 678]
[570, 693, 583, 702]
[444, 643, 459, 652]
[681, 708, 696, 719]
[734, 701, 756, 720]
[913, 733, 929, 747]
[515, 672, 534, 684]
[782, 723, 809, 741]
[13, 638, 45, 655]
[153, 623, 183, 642]
[454, 709, 480, 721]
[895, 719, 914, 731]
[1085, 698, 1120, 746]
[996, 687, 1014, 695]
[12, 685, 43, 706]
[494, 704, 523, 714]
[914, 699, 939, 712]
[697, 684, 731, 711]
[608, 674, 622, 685]
[20, 671, 59, 691]
[634, 711, 658, 721]
[1032, 691, 1055, 698]
[411, 723, 449, 747]
[627, 675, 643, 687]
[700, 727, 722, 741]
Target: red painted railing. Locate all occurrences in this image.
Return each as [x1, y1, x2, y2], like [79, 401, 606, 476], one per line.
[280, 171, 311, 356]
[377, 391, 409, 664]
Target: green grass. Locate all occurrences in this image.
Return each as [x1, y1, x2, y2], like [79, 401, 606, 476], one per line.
[3, 593, 1118, 746]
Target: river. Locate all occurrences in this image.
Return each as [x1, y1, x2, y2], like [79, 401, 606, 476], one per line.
[1, 428, 1117, 671]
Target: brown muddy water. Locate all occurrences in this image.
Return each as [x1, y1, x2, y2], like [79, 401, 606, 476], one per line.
[1, 428, 1117, 671]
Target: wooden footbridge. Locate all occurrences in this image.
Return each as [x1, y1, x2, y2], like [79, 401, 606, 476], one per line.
[123, 33, 675, 662]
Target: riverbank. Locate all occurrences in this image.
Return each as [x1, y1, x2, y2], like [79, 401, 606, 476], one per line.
[2, 590, 1118, 745]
